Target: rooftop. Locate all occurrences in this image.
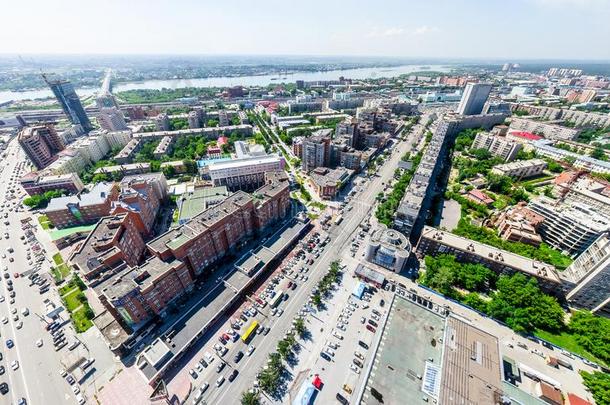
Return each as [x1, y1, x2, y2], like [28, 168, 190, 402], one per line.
[419, 226, 561, 283]
[177, 186, 229, 224]
[44, 182, 116, 213]
[439, 316, 502, 404]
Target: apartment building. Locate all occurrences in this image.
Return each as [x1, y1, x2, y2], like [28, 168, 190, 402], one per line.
[493, 204, 544, 246]
[94, 163, 151, 178]
[114, 139, 142, 164]
[18, 124, 65, 169]
[69, 213, 147, 282]
[97, 257, 194, 326]
[509, 117, 580, 140]
[394, 113, 508, 240]
[44, 182, 120, 229]
[416, 226, 562, 292]
[302, 130, 332, 172]
[472, 132, 522, 162]
[153, 136, 174, 160]
[509, 103, 610, 128]
[456, 83, 492, 116]
[533, 140, 610, 174]
[97, 107, 128, 131]
[491, 159, 547, 179]
[562, 234, 610, 317]
[147, 173, 290, 277]
[154, 113, 170, 131]
[529, 196, 610, 256]
[111, 180, 162, 237]
[20, 172, 85, 196]
[560, 176, 610, 213]
[46, 149, 89, 176]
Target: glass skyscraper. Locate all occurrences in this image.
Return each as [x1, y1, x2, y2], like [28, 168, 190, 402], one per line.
[42, 74, 93, 131]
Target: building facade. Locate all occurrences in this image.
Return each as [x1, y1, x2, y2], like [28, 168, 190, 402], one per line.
[18, 125, 65, 170]
[456, 83, 492, 116]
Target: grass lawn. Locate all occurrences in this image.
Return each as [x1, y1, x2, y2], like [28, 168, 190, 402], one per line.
[37, 215, 53, 230]
[52, 252, 64, 265]
[535, 329, 608, 367]
[63, 289, 82, 312]
[71, 305, 94, 333]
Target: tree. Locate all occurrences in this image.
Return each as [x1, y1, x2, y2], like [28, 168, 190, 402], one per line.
[162, 165, 176, 178]
[277, 340, 291, 360]
[294, 318, 306, 337]
[207, 119, 219, 127]
[241, 391, 260, 405]
[580, 371, 610, 405]
[591, 146, 607, 161]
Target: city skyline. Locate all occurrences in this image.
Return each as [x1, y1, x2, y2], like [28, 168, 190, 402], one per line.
[2, 0, 609, 59]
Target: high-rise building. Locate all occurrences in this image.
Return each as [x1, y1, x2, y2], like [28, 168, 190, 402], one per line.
[97, 107, 128, 131]
[154, 113, 170, 131]
[18, 124, 65, 169]
[456, 83, 492, 116]
[42, 74, 93, 131]
[562, 234, 610, 317]
[302, 130, 332, 172]
[96, 92, 119, 109]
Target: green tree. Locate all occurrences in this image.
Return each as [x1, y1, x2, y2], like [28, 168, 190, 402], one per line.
[277, 340, 291, 360]
[580, 371, 610, 405]
[207, 119, 219, 127]
[241, 391, 260, 405]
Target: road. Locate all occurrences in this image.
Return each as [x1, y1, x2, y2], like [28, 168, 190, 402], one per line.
[186, 120, 424, 403]
[0, 139, 76, 405]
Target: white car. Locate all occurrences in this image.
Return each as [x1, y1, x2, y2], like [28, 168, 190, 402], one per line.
[336, 323, 346, 332]
[349, 364, 360, 374]
[246, 345, 256, 356]
[0, 296, 4, 302]
[1, 317, 7, 324]
[72, 385, 81, 395]
[11, 360, 19, 370]
[36, 339, 44, 347]
[324, 348, 335, 357]
[16, 321, 23, 329]
[332, 330, 344, 340]
[76, 394, 86, 404]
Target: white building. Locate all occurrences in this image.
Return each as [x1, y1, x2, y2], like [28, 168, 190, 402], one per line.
[472, 132, 522, 162]
[208, 154, 285, 191]
[533, 140, 610, 174]
[97, 107, 128, 131]
[562, 234, 610, 317]
[71, 135, 111, 164]
[529, 196, 610, 256]
[101, 130, 132, 150]
[491, 159, 546, 179]
[509, 117, 580, 141]
[47, 149, 88, 176]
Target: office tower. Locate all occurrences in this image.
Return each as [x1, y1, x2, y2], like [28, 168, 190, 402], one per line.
[97, 107, 128, 131]
[18, 124, 65, 169]
[42, 74, 93, 131]
[456, 83, 492, 116]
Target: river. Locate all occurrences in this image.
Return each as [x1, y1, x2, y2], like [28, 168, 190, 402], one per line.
[0, 64, 451, 104]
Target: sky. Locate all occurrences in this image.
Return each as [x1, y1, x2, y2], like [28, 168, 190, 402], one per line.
[2, 0, 609, 60]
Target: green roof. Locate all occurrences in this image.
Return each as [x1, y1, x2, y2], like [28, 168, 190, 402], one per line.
[49, 224, 97, 241]
[166, 233, 193, 250]
[178, 186, 229, 223]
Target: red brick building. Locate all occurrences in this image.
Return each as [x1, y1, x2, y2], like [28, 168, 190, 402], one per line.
[147, 171, 290, 277]
[96, 257, 193, 326]
[70, 213, 147, 282]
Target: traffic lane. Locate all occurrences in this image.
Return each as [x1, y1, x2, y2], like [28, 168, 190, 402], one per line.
[202, 242, 341, 403]
[207, 229, 354, 402]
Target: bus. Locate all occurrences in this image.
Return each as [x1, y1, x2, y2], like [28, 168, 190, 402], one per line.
[242, 320, 259, 343]
[334, 215, 344, 225]
[269, 290, 285, 309]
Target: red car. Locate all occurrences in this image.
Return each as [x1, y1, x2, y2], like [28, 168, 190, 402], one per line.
[366, 324, 376, 333]
[13, 273, 19, 278]
[287, 281, 293, 289]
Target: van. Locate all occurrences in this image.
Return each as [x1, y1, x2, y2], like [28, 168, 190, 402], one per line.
[216, 375, 225, 387]
[68, 340, 81, 351]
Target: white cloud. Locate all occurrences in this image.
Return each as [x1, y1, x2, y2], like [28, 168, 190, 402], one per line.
[366, 25, 439, 39]
[366, 27, 405, 38]
[413, 25, 440, 35]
